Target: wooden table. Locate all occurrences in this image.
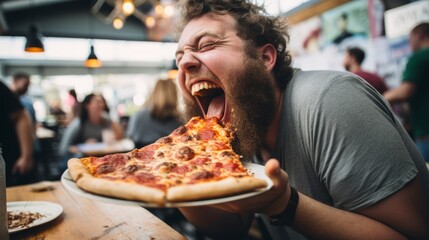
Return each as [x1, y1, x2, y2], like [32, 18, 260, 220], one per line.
[77, 139, 135, 157]
[7, 182, 186, 240]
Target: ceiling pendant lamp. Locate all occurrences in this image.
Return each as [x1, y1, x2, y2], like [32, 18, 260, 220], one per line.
[25, 24, 44, 53]
[113, 17, 124, 30]
[167, 60, 178, 80]
[122, 0, 135, 16]
[84, 43, 102, 68]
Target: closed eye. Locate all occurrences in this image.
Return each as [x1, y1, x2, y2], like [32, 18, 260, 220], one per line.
[199, 42, 216, 51]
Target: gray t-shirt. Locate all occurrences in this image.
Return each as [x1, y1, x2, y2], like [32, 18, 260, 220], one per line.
[258, 70, 429, 240]
[58, 116, 112, 157]
[127, 109, 181, 147]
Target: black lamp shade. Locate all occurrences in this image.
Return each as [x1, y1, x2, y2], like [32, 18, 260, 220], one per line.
[25, 25, 44, 52]
[167, 59, 178, 80]
[84, 45, 102, 68]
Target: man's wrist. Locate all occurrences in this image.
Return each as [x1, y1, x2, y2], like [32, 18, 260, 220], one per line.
[268, 186, 299, 226]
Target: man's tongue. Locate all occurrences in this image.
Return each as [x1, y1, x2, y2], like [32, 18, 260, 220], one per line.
[206, 95, 225, 119]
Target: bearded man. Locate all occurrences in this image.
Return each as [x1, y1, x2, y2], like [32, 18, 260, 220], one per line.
[174, 1, 429, 239]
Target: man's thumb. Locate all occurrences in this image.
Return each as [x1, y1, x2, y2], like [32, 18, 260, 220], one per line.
[265, 159, 287, 186]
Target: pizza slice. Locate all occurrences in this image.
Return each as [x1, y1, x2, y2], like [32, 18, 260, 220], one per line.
[67, 117, 267, 204]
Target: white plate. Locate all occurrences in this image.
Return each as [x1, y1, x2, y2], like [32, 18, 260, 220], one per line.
[61, 162, 273, 207]
[7, 201, 63, 233]
[77, 142, 108, 152]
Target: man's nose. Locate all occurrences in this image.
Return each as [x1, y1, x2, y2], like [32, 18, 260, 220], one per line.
[178, 52, 200, 73]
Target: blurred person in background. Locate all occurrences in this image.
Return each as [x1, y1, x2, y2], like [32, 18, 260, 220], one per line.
[58, 93, 123, 171]
[48, 100, 66, 126]
[127, 79, 183, 148]
[0, 80, 34, 186]
[343, 47, 388, 94]
[66, 89, 81, 124]
[10, 72, 36, 125]
[384, 22, 429, 162]
[10, 72, 41, 178]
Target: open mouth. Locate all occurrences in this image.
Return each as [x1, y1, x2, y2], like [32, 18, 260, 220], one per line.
[191, 81, 228, 121]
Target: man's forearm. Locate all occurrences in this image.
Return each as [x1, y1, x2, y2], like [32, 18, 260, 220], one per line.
[383, 82, 415, 104]
[16, 110, 33, 159]
[180, 206, 253, 239]
[292, 193, 405, 240]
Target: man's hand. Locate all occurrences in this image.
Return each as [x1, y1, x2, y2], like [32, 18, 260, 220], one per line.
[211, 159, 291, 216]
[12, 156, 33, 175]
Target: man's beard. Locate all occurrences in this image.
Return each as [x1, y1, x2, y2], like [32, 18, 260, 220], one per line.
[183, 57, 277, 160]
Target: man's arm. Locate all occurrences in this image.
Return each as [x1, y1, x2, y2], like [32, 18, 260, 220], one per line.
[357, 175, 429, 239]
[11, 110, 34, 174]
[383, 82, 416, 103]
[187, 160, 429, 239]
[293, 176, 428, 239]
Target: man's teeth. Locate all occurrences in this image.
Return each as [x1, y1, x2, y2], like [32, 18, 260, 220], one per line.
[191, 82, 220, 96]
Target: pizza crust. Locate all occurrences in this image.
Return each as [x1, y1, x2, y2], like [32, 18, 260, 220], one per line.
[67, 158, 166, 204]
[166, 176, 267, 202]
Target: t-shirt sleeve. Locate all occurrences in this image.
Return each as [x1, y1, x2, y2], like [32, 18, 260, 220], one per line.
[58, 119, 81, 157]
[126, 113, 138, 140]
[0, 81, 23, 115]
[402, 54, 425, 84]
[310, 75, 417, 211]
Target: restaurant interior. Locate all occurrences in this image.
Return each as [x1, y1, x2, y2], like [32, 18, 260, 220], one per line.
[1, 0, 428, 239]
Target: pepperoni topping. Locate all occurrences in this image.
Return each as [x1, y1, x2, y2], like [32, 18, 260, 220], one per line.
[124, 164, 140, 173]
[191, 157, 210, 165]
[156, 136, 172, 144]
[157, 162, 177, 173]
[172, 165, 189, 174]
[224, 163, 239, 172]
[96, 164, 114, 175]
[134, 173, 156, 183]
[191, 171, 214, 180]
[214, 162, 223, 168]
[103, 154, 128, 167]
[174, 126, 187, 135]
[131, 145, 159, 161]
[213, 169, 222, 177]
[180, 135, 193, 142]
[198, 129, 215, 140]
[157, 152, 165, 158]
[132, 150, 155, 161]
[175, 146, 195, 160]
[207, 142, 229, 151]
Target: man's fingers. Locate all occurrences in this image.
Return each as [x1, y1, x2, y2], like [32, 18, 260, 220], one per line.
[265, 159, 288, 187]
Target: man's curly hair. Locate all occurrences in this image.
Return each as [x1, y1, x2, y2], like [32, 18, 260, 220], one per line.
[177, 0, 293, 90]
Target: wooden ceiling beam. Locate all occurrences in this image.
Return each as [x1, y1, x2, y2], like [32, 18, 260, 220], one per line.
[286, 0, 351, 25]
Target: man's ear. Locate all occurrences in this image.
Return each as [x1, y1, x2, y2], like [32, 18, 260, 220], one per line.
[259, 44, 277, 71]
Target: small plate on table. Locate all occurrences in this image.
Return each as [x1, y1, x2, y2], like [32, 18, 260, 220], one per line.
[62, 162, 273, 208]
[7, 201, 63, 233]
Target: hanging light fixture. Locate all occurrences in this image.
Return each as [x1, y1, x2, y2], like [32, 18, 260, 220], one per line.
[122, 0, 135, 16]
[84, 42, 102, 68]
[25, 24, 44, 53]
[113, 16, 124, 30]
[167, 59, 178, 80]
[145, 16, 156, 28]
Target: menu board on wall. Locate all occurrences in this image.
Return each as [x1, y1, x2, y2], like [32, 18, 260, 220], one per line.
[321, 1, 370, 47]
[385, 1, 429, 39]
